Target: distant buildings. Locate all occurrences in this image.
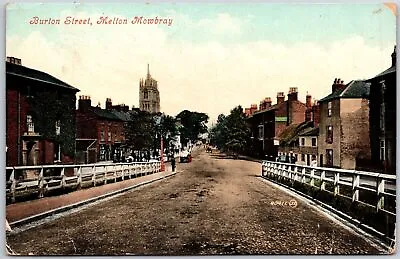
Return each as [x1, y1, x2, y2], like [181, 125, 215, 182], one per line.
[245, 45, 395, 174]
[139, 64, 160, 114]
[6, 57, 80, 166]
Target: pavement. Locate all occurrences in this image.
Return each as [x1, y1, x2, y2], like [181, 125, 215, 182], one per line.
[6, 165, 175, 224]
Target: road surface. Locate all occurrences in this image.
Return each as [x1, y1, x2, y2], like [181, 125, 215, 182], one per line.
[7, 148, 384, 255]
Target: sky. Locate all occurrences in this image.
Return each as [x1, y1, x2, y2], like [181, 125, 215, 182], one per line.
[6, 3, 397, 124]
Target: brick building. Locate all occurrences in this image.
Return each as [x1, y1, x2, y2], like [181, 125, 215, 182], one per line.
[6, 57, 79, 166]
[139, 64, 160, 114]
[367, 46, 396, 174]
[318, 79, 371, 169]
[247, 87, 308, 159]
[76, 97, 130, 163]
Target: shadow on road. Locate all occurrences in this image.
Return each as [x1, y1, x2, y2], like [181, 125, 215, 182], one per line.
[208, 153, 260, 163]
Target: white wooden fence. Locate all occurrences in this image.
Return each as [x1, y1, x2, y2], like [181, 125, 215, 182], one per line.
[261, 161, 396, 217]
[6, 162, 162, 203]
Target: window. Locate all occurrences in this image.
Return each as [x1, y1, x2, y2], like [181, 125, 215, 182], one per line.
[54, 143, 61, 161]
[380, 103, 385, 131]
[380, 139, 385, 161]
[144, 91, 149, 99]
[326, 125, 333, 144]
[27, 115, 34, 133]
[301, 138, 305, 146]
[312, 138, 317, 147]
[301, 154, 305, 161]
[326, 149, 333, 167]
[55, 120, 61, 135]
[258, 125, 264, 140]
[328, 101, 332, 117]
[108, 131, 111, 141]
[100, 129, 105, 141]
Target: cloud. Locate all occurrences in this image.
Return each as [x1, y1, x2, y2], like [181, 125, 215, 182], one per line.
[197, 13, 243, 35]
[6, 10, 395, 125]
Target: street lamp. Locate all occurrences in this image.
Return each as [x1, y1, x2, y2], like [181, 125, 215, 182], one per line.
[154, 115, 165, 172]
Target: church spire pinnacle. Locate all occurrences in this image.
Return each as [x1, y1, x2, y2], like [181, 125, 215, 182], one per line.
[147, 64, 150, 79]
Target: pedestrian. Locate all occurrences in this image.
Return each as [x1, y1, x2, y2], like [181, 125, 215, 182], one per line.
[171, 156, 176, 172]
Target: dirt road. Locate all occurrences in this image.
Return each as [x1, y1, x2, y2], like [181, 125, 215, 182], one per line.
[7, 149, 383, 255]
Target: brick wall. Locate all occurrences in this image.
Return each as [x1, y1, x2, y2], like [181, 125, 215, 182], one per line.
[6, 88, 30, 166]
[318, 99, 341, 167]
[289, 100, 307, 125]
[339, 98, 371, 169]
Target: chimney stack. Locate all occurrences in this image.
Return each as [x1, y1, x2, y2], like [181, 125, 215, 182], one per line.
[6, 57, 22, 65]
[306, 93, 312, 108]
[78, 95, 92, 112]
[259, 97, 272, 110]
[250, 104, 258, 115]
[392, 45, 396, 67]
[277, 92, 285, 104]
[288, 87, 298, 102]
[312, 99, 320, 128]
[105, 98, 112, 110]
[332, 78, 345, 93]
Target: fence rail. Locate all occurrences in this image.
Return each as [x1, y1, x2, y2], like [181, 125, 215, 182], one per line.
[6, 162, 162, 203]
[261, 161, 396, 217]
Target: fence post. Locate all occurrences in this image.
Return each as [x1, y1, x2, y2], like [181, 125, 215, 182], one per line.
[61, 167, 66, 189]
[129, 164, 133, 179]
[352, 172, 360, 202]
[104, 165, 107, 185]
[310, 168, 315, 187]
[261, 162, 265, 177]
[77, 166, 82, 189]
[122, 165, 125, 181]
[10, 168, 16, 203]
[334, 171, 340, 196]
[320, 170, 325, 191]
[376, 177, 385, 211]
[92, 166, 96, 187]
[114, 165, 117, 183]
[301, 168, 306, 183]
[293, 166, 297, 182]
[38, 167, 44, 198]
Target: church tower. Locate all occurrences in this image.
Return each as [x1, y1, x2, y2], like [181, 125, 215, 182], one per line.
[139, 64, 160, 113]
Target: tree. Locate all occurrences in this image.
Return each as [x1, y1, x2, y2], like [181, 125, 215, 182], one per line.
[210, 106, 250, 157]
[156, 114, 179, 155]
[125, 110, 155, 151]
[176, 110, 209, 147]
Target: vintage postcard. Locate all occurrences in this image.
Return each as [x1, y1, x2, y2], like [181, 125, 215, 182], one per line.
[5, 2, 396, 255]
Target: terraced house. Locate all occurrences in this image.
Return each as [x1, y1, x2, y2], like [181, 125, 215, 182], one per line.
[6, 57, 80, 166]
[367, 46, 396, 174]
[76, 97, 131, 163]
[318, 79, 371, 169]
[246, 87, 308, 160]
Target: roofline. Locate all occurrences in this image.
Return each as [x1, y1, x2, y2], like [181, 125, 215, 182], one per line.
[339, 80, 353, 97]
[6, 71, 79, 92]
[250, 106, 278, 116]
